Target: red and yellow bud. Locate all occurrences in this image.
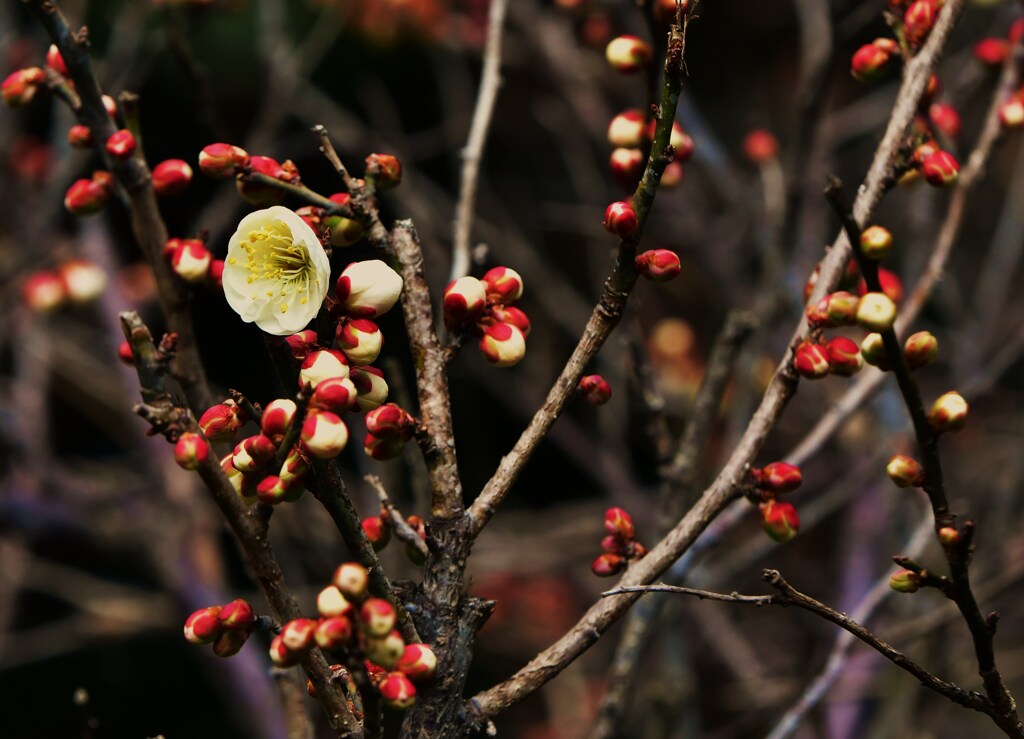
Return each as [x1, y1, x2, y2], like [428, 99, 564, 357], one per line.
[1, 67, 45, 107]
[825, 336, 863, 377]
[64, 178, 110, 216]
[360, 598, 398, 638]
[760, 500, 800, 543]
[184, 606, 223, 645]
[794, 341, 831, 379]
[479, 323, 527, 367]
[859, 226, 893, 260]
[199, 400, 246, 442]
[105, 129, 137, 160]
[366, 403, 414, 440]
[59, 259, 107, 303]
[886, 454, 925, 487]
[904, 331, 938, 370]
[903, 0, 936, 47]
[1000, 96, 1024, 129]
[366, 153, 402, 190]
[351, 366, 389, 412]
[743, 129, 779, 164]
[212, 629, 249, 658]
[482, 266, 524, 305]
[300, 411, 349, 458]
[334, 318, 382, 366]
[310, 376, 358, 414]
[860, 333, 891, 370]
[928, 391, 968, 433]
[889, 569, 920, 593]
[488, 306, 531, 336]
[591, 552, 627, 577]
[22, 271, 66, 312]
[269, 634, 300, 667]
[170, 239, 213, 283]
[315, 617, 354, 649]
[366, 630, 406, 670]
[299, 348, 350, 390]
[605, 35, 652, 73]
[218, 599, 254, 631]
[610, 147, 645, 188]
[325, 193, 365, 247]
[284, 330, 319, 361]
[851, 42, 893, 83]
[231, 434, 276, 473]
[578, 375, 613, 406]
[261, 398, 297, 441]
[635, 249, 681, 282]
[603, 201, 638, 239]
[335, 260, 403, 318]
[256, 475, 295, 506]
[443, 276, 488, 328]
[199, 143, 249, 179]
[235, 155, 289, 206]
[607, 109, 646, 148]
[68, 125, 93, 149]
[397, 643, 437, 682]
[317, 585, 354, 619]
[364, 433, 406, 461]
[174, 432, 208, 470]
[362, 516, 391, 551]
[921, 150, 959, 187]
[604, 507, 635, 540]
[281, 618, 317, 653]
[760, 462, 803, 493]
[929, 103, 961, 140]
[152, 159, 193, 196]
[856, 292, 897, 332]
[378, 672, 417, 709]
[938, 526, 960, 545]
[333, 562, 369, 600]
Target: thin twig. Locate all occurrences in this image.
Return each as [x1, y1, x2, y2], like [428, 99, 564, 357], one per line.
[450, 0, 510, 282]
[365, 475, 428, 560]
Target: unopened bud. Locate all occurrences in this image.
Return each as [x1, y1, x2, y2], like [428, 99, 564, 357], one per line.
[443, 276, 488, 328]
[232, 434, 277, 473]
[604, 507, 635, 540]
[59, 259, 107, 303]
[64, 178, 109, 216]
[324, 193, 365, 247]
[578, 375, 612, 406]
[929, 103, 961, 140]
[482, 266, 524, 305]
[605, 35, 652, 73]
[364, 432, 406, 461]
[360, 598, 397, 638]
[397, 643, 437, 682]
[174, 432, 208, 470]
[860, 333, 891, 370]
[889, 569, 920, 593]
[886, 454, 925, 487]
[310, 376, 358, 414]
[479, 323, 527, 367]
[170, 239, 213, 283]
[199, 400, 246, 442]
[851, 42, 893, 83]
[299, 348, 350, 389]
[261, 398, 297, 440]
[743, 129, 779, 164]
[760, 500, 800, 543]
[281, 618, 317, 653]
[184, 606, 222, 644]
[660, 161, 684, 189]
[856, 292, 897, 332]
[607, 109, 646, 148]
[921, 150, 959, 187]
[337, 318, 383, 366]
[610, 147, 645, 188]
[317, 585, 354, 619]
[212, 629, 249, 658]
[351, 366, 389, 412]
[362, 516, 391, 551]
[45, 45, 68, 75]
[904, 331, 938, 370]
[236, 155, 289, 206]
[603, 201, 638, 239]
[760, 462, 803, 493]
[152, 159, 193, 196]
[938, 526, 960, 545]
[366, 630, 406, 670]
[635, 249, 681, 282]
[488, 305, 531, 336]
[117, 341, 135, 365]
[366, 153, 402, 190]
[218, 599, 254, 631]
[335, 260, 403, 318]
[301, 411, 349, 458]
[903, 0, 935, 46]
[105, 129, 137, 160]
[366, 403, 414, 440]
[269, 634, 300, 667]
[256, 475, 295, 506]
[859, 226, 893, 260]
[199, 143, 249, 179]
[378, 672, 417, 709]
[284, 330, 319, 361]
[591, 552, 627, 577]
[928, 391, 968, 433]
[1000, 96, 1024, 129]
[315, 616, 354, 649]
[1, 67, 45, 107]
[333, 562, 369, 600]
[794, 341, 831, 379]
[22, 271, 66, 312]
[68, 125, 93, 149]
[825, 336, 863, 376]
[975, 38, 1010, 67]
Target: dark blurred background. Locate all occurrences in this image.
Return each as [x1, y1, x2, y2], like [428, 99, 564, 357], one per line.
[1, 0, 1023, 737]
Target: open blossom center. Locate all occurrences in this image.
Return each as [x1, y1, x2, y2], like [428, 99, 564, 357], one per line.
[234, 222, 318, 313]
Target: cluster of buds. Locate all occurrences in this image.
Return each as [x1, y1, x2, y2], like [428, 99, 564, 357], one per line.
[591, 507, 646, 577]
[971, 21, 1024, 127]
[296, 193, 365, 248]
[163, 236, 221, 287]
[21, 258, 108, 313]
[197, 143, 300, 207]
[443, 266, 530, 368]
[183, 598, 255, 658]
[64, 171, 115, 216]
[606, 111, 693, 191]
[270, 562, 436, 710]
[748, 462, 802, 542]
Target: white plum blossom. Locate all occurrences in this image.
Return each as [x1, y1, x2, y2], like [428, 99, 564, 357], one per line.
[223, 206, 330, 335]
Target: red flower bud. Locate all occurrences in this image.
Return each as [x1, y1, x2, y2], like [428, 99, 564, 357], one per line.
[378, 672, 417, 709]
[938, 526, 960, 545]
[921, 150, 959, 187]
[256, 475, 296, 506]
[299, 348, 350, 390]
[578, 375, 613, 406]
[310, 377, 358, 414]
[68, 125, 93, 149]
[184, 606, 223, 644]
[260, 398, 297, 440]
[315, 616, 354, 649]
[22, 271, 66, 312]
[1000, 96, 1024, 129]
[886, 454, 925, 487]
[794, 341, 831, 379]
[743, 129, 779, 164]
[64, 178, 109, 216]
[603, 201, 638, 239]
[301, 411, 349, 458]
[1, 67, 45, 107]
[362, 516, 391, 551]
[825, 336, 863, 376]
[859, 226, 893, 260]
[807, 291, 860, 327]
[351, 366, 389, 412]
[851, 43, 893, 83]
[199, 400, 246, 442]
[397, 643, 437, 682]
[903, 0, 936, 47]
[904, 331, 938, 370]
[281, 618, 317, 653]
[482, 266, 524, 305]
[860, 333, 891, 371]
[212, 629, 249, 658]
[199, 143, 249, 179]
[607, 109, 646, 148]
[105, 129, 137, 160]
[325, 193, 365, 247]
[117, 341, 135, 366]
[236, 155, 289, 206]
[929, 103, 960, 140]
[928, 391, 968, 433]
[218, 599, 254, 631]
[479, 322, 527, 367]
[366, 403, 414, 440]
[152, 159, 193, 196]
[634, 249, 681, 282]
[443, 276, 488, 328]
[170, 239, 212, 283]
[761, 462, 804, 494]
[174, 432, 208, 471]
[605, 35, 652, 73]
[364, 432, 406, 461]
[333, 562, 369, 600]
[284, 329, 319, 361]
[366, 153, 402, 190]
[591, 552, 627, 577]
[366, 630, 406, 670]
[46, 45, 68, 76]
[317, 585, 354, 619]
[974, 38, 1010, 67]
[604, 507, 635, 540]
[610, 147, 645, 189]
[231, 434, 277, 473]
[889, 569, 920, 593]
[660, 161, 684, 189]
[760, 500, 800, 543]
[360, 598, 397, 638]
[269, 634, 300, 667]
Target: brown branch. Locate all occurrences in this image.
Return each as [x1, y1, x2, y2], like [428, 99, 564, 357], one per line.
[450, 0, 510, 282]
[25, 0, 212, 414]
[119, 312, 362, 737]
[466, 0, 967, 721]
[365, 475, 429, 560]
[465, 15, 693, 538]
